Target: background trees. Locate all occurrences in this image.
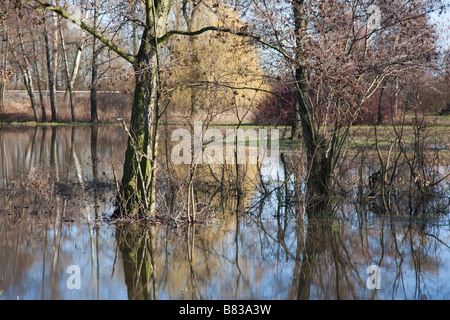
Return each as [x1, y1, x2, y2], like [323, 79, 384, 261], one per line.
[167, 2, 269, 120]
[0, 0, 132, 122]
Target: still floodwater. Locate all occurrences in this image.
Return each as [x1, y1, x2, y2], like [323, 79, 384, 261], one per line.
[0, 125, 449, 300]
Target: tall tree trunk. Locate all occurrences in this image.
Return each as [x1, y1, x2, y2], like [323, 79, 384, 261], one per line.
[117, 50, 160, 217]
[64, 6, 89, 113]
[90, 0, 99, 123]
[13, 51, 38, 122]
[43, 13, 58, 122]
[0, 81, 5, 110]
[115, 0, 169, 218]
[90, 61, 98, 123]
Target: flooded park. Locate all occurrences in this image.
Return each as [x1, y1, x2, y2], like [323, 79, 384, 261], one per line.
[1, 0, 450, 304]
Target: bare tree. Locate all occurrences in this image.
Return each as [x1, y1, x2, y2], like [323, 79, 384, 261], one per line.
[244, 0, 445, 214]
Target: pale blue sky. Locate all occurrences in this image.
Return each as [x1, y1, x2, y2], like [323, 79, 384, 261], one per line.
[430, 6, 450, 52]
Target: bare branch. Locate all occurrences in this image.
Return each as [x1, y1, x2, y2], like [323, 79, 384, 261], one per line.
[25, 0, 136, 65]
[157, 26, 294, 62]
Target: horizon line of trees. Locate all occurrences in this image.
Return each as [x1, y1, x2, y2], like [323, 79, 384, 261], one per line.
[0, 0, 136, 123]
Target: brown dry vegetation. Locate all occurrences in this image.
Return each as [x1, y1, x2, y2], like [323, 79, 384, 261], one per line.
[0, 90, 133, 123]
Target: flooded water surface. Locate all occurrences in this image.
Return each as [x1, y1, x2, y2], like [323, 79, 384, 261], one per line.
[0, 125, 449, 300]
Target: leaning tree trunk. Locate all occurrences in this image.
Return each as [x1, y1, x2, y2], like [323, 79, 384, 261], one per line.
[65, 44, 83, 114]
[59, 19, 76, 122]
[14, 53, 38, 122]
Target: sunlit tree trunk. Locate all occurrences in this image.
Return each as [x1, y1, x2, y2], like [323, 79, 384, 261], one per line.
[115, 0, 169, 218]
[64, 5, 89, 117]
[64, 43, 83, 117]
[118, 47, 161, 217]
[58, 18, 75, 122]
[0, 80, 5, 110]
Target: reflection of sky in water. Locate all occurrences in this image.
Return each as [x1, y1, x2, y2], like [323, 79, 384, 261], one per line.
[353, 218, 450, 300]
[1, 126, 450, 300]
[260, 158, 285, 182]
[6, 216, 446, 300]
[1, 222, 128, 300]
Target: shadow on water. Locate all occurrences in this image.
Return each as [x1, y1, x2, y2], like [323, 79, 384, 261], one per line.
[0, 125, 449, 300]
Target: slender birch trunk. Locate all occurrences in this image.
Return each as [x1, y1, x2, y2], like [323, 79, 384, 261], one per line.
[64, 43, 83, 112]
[58, 18, 75, 122]
[64, 7, 89, 113]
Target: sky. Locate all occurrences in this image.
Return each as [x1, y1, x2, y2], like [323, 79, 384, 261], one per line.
[430, 4, 450, 52]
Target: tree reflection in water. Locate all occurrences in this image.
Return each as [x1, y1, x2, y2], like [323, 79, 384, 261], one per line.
[113, 200, 449, 300]
[0, 125, 449, 300]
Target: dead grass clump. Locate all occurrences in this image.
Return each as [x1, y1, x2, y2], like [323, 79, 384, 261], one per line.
[20, 166, 56, 205]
